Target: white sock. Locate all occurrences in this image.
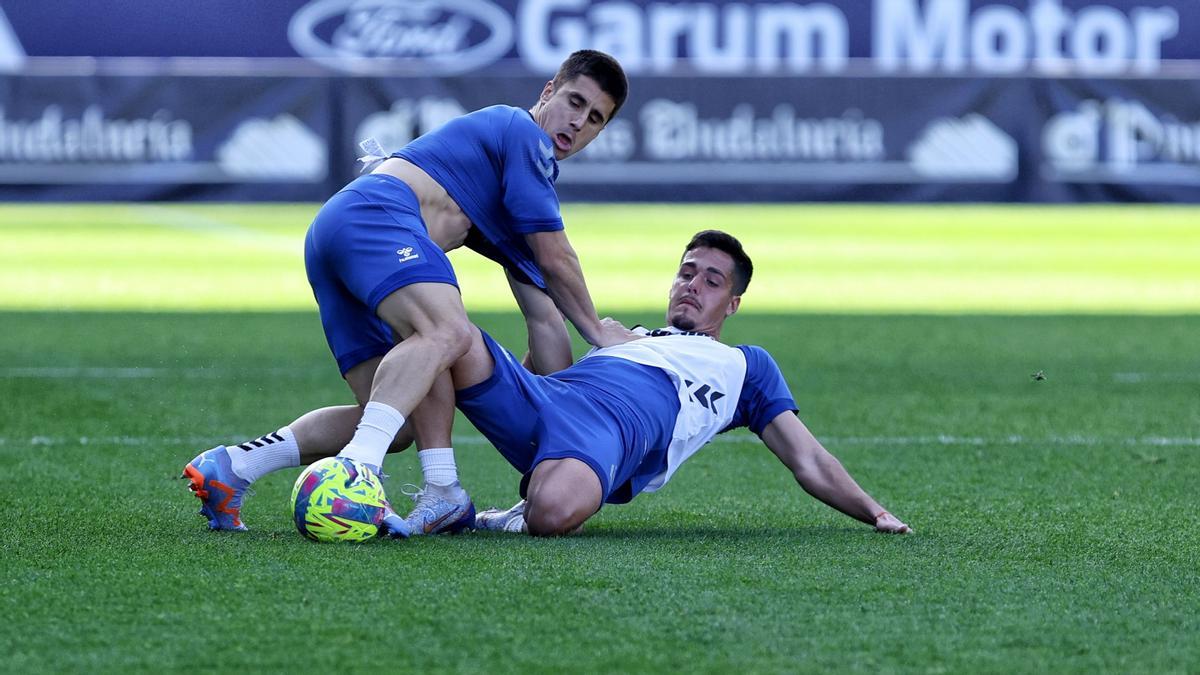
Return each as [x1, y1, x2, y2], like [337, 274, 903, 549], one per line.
[419, 447, 458, 486]
[227, 426, 300, 483]
[338, 401, 406, 470]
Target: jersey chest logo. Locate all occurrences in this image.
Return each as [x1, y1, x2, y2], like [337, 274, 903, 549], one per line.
[684, 379, 726, 415]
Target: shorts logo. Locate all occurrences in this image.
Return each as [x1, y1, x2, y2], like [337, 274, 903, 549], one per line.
[397, 246, 419, 263]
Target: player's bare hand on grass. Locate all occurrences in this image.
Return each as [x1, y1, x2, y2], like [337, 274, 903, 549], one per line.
[875, 511, 911, 534]
[595, 317, 642, 347]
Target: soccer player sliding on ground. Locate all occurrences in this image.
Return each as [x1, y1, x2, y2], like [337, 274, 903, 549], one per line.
[451, 230, 911, 536]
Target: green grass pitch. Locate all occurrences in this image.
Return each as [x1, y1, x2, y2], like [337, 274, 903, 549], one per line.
[1, 203, 1198, 673]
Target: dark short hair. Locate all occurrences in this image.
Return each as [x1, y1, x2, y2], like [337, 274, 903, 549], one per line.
[553, 49, 628, 121]
[683, 230, 753, 295]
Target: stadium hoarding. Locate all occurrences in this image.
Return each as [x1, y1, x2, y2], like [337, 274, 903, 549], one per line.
[0, 0, 1197, 202]
[0, 76, 336, 201]
[0, 71, 1197, 202]
[556, 74, 1200, 202]
[2, 0, 1199, 77]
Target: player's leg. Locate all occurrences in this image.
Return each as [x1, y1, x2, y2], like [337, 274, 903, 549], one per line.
[397, 369, 476, 535]
[456, 330, 619, 536]
[290, 354, 416, 463]
[398, 323, 516, 534]
[299, 177, 481, 534]
[185, 182, 402, 531]
[335, 282, 470, 468]
[297, 355, 415, 463]
[359, 282, 472, 417]
[183, 269, 414, 532]
[454, 327, 557, 534]
[298, 179, 462, 466]
[334, 282, 475, 534]
[448, 325, 501, 390]
[186, 297, 466, 535]
[523, 458, 603, 536]
[180, 365, 415, 532]
[515, 391, 626, 536]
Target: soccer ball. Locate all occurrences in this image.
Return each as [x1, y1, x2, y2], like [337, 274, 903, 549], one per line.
[291, 457, 391, 542]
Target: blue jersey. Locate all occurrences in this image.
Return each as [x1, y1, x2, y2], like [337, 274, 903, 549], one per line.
[394, 105, 563, 288]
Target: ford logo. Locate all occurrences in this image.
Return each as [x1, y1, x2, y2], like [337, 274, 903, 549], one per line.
[289, 0, 513, 75]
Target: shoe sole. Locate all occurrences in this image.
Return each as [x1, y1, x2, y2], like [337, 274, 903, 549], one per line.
[182, 464, 247, 531]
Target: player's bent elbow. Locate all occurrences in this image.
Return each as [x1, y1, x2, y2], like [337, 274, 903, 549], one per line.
[788, 454, 824, 489]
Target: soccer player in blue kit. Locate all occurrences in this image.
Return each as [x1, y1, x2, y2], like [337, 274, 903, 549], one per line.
[183, 50, 639, 534]
[441, 230, 911, 536]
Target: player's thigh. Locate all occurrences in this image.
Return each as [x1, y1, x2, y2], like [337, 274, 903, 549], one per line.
[526, 458, 603, 517]
[454, 333, 541, 470]
[375, 282, 471, 348]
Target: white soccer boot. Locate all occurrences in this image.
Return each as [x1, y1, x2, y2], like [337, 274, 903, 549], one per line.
[401, 482, 476, 535]
[473, 499, 527, 533]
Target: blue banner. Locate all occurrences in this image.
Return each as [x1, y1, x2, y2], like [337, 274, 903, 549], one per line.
[0, 71, 1196, 202]
[0, 76, 334, 200]
[2, 1, 1199, 76]
[1, 0, 1197, 202]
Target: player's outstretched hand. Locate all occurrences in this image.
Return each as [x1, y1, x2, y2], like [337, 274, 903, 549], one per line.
[594, 317, 642, 347]
[874, 511, 911, 534]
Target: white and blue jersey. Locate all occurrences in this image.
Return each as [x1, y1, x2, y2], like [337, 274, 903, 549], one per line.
[456, 326, 798, 504]
[395, 105, 563, 288]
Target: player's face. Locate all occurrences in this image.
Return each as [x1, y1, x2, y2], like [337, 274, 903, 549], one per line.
[532, 75, 615, 160]
[667, 247, 741, 335]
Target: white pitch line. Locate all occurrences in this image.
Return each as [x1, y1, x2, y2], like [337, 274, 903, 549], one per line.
[4, 435, 504, 449]
[0, 366, 326, 379]
[8, 366, 1198, 385]
[3, 433, 1198, 448]
[1113, 372, 1200, 383]
[823, 434, 1200, 447]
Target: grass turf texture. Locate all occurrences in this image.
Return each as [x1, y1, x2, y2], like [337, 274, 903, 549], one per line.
[1, 203, 1198, 672]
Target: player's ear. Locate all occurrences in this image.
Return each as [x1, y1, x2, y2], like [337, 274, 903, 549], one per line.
[726, 295, 741, 317]
[539, 80, 555, 102]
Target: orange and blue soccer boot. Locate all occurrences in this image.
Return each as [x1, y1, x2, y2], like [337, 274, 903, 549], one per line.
[182, 446, 250, 531]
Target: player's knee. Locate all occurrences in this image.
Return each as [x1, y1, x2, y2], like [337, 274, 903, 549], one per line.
[445, 317, 474, 360]
[428, 316, 473, 364]
[524, 497, 585, 537]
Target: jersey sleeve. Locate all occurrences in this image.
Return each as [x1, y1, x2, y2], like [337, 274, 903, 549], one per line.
[501, 114, 565, 234]
[727, 345, 799, 435]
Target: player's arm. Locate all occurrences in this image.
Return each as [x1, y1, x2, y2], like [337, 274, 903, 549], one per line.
[505, 269, 572, 374]
[759, 411, 911, 533]
[524, 229, 636, 348]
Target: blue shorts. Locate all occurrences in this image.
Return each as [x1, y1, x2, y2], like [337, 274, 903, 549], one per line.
[456, 330, 675, 503]
[304, 174, 459, 374]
